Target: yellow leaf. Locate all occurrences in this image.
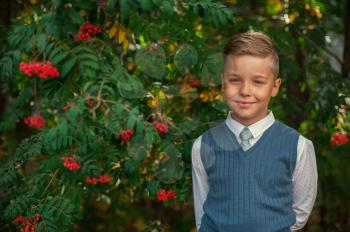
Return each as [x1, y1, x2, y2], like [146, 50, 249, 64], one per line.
[127, 63, 133, 70]
[314, 7, 322, 19]
[79, 10, 87, 17]
[108, 24, 118, 39]
[123, 40, 129, 52]
[147, 99, 158, 108]
[158, 90, 166, 100]
[304, 3, 310, 11]
[168, 43, 176, 52]
[288, 13, 297, 23]
[118, 29, 126, 43]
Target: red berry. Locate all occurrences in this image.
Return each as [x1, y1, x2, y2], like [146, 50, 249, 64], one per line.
[152, 121, 169, 135]
[24, 116, 45, 128]
[86, 99, 94, 107]
[34, 213, 41, 222]
[157, 189, 177, 201]
[119, 129, 134, 142]
[76, 22, 101, 42]
[14, 215, 26, 224]
[186, 75, 201, 88]
[19, 61, 60, 79]
[62, 156, 80, 170]
[330, 132, 349, 146]
[98, 175, 112, 183]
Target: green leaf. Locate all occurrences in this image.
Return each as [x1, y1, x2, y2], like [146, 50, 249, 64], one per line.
[36, 219, 58, 232]
[124, 159, 140, 173]
[37, 197, 77, 229]
[66, 8, 84, 24]
[126, 113, 137, 129]
[82, 60, 100, 70]
[110, 67, 123, 81]
[143, 23, 162, 41]
[66, 106, 79, 124]
[80, 67, 95, 79]
[156, 144, 184, 183]
[15, 88, 32, 107]
[47, 46, 61, 60]
[40, 156, 62, 171]
[81, 160, 102, 177]
[78, 53, 98, 62]
[117, 74, 145, 99]
[201, 52, 223, 86]
[120, 0, 129, 23]
[146, 180, 160, 196]
[14, 134, 42, 161]
[36, 33, 47, 51]
[61, 57, 77, 77]
[216, 10, 227, 26]
[0, 161, 16, 188]
[139, 0, 154, 11]
[108, 0, 117, 11]
[128, 138, 148, 161]
[174, 44, 198, 75]
[162, 1, 173, 15]
[72, 1, 95, 10]
[135, 46, 166, 79]
[51, 51, 70, 65]
[43, 122, 72, 152]
[3, 193, 36, 221]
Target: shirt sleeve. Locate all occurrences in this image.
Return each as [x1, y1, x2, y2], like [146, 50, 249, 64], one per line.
[290, 135, 318, 231]
[191, 135, 209, 231]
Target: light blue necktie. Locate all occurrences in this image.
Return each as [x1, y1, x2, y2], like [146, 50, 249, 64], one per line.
[239, 127, 253, 150]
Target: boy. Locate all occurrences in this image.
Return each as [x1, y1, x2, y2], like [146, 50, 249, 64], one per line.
[191, 32, 317, 232]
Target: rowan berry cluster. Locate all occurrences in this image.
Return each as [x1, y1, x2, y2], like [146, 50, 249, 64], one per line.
[75, 22, 101, 42]
[24, 116, 45, 128]
[85, 99, 94, 107]
[119, 129, 134, 142]
[13, 213, 41, 232]
[85, 175, 112, 184]
[61, 156, 80, 170]
[152, 121, 169, 135]
[186, 75, 201, 88]
[156, 189, 177, 201]
[19, 61, 60, 79]
[330, 132, 349, 146]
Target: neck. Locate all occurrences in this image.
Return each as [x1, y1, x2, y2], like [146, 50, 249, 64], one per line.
[230, 110, 269, 127]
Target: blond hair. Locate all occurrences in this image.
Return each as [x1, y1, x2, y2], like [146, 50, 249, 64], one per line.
[223, 32, 279, 77]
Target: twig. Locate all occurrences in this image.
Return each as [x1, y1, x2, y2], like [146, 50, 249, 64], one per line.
[40, 169, 59, 199]
[305, 36, 343, 66]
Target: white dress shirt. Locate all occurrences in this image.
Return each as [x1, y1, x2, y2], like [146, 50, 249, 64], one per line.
[191, 111, 318, 231]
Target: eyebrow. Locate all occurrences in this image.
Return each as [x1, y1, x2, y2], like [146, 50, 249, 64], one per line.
[225, 73, 268, 79]
[252, 75, 268, 79]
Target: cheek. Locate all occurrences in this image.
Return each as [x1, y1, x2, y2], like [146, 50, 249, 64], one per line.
[223, 87, 237, 98]
[255, 88, 273, 100]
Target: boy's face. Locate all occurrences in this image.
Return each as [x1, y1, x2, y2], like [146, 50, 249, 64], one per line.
[222, 54, 281, 126]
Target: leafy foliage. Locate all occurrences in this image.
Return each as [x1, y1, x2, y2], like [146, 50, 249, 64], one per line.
[0, 0, 350, 231]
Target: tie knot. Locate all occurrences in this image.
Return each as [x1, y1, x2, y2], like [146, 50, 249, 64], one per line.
[239, 127, 253, 141]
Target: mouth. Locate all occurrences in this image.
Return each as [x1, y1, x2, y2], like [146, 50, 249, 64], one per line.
[235, 101, 256, 108]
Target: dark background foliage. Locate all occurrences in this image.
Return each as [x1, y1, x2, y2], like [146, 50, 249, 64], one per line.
[0, 0, 350, 231]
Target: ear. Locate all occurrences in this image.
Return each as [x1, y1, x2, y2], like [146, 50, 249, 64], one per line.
[271, 78, 281, 97]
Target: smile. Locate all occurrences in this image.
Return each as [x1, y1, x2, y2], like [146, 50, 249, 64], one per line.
[235, 101, 256, 108]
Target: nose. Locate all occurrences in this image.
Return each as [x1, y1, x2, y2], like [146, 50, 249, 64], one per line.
[240, 81, 251, 96]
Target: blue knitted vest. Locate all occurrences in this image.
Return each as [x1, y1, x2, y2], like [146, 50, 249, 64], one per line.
[199, 120, 299, 232]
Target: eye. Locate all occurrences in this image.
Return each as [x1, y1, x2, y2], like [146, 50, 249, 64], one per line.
[254, 80, 265, 85]
[228, 78, 240, 83]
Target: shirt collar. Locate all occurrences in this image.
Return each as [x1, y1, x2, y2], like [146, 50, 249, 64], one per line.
[225, 110, 275, 139]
